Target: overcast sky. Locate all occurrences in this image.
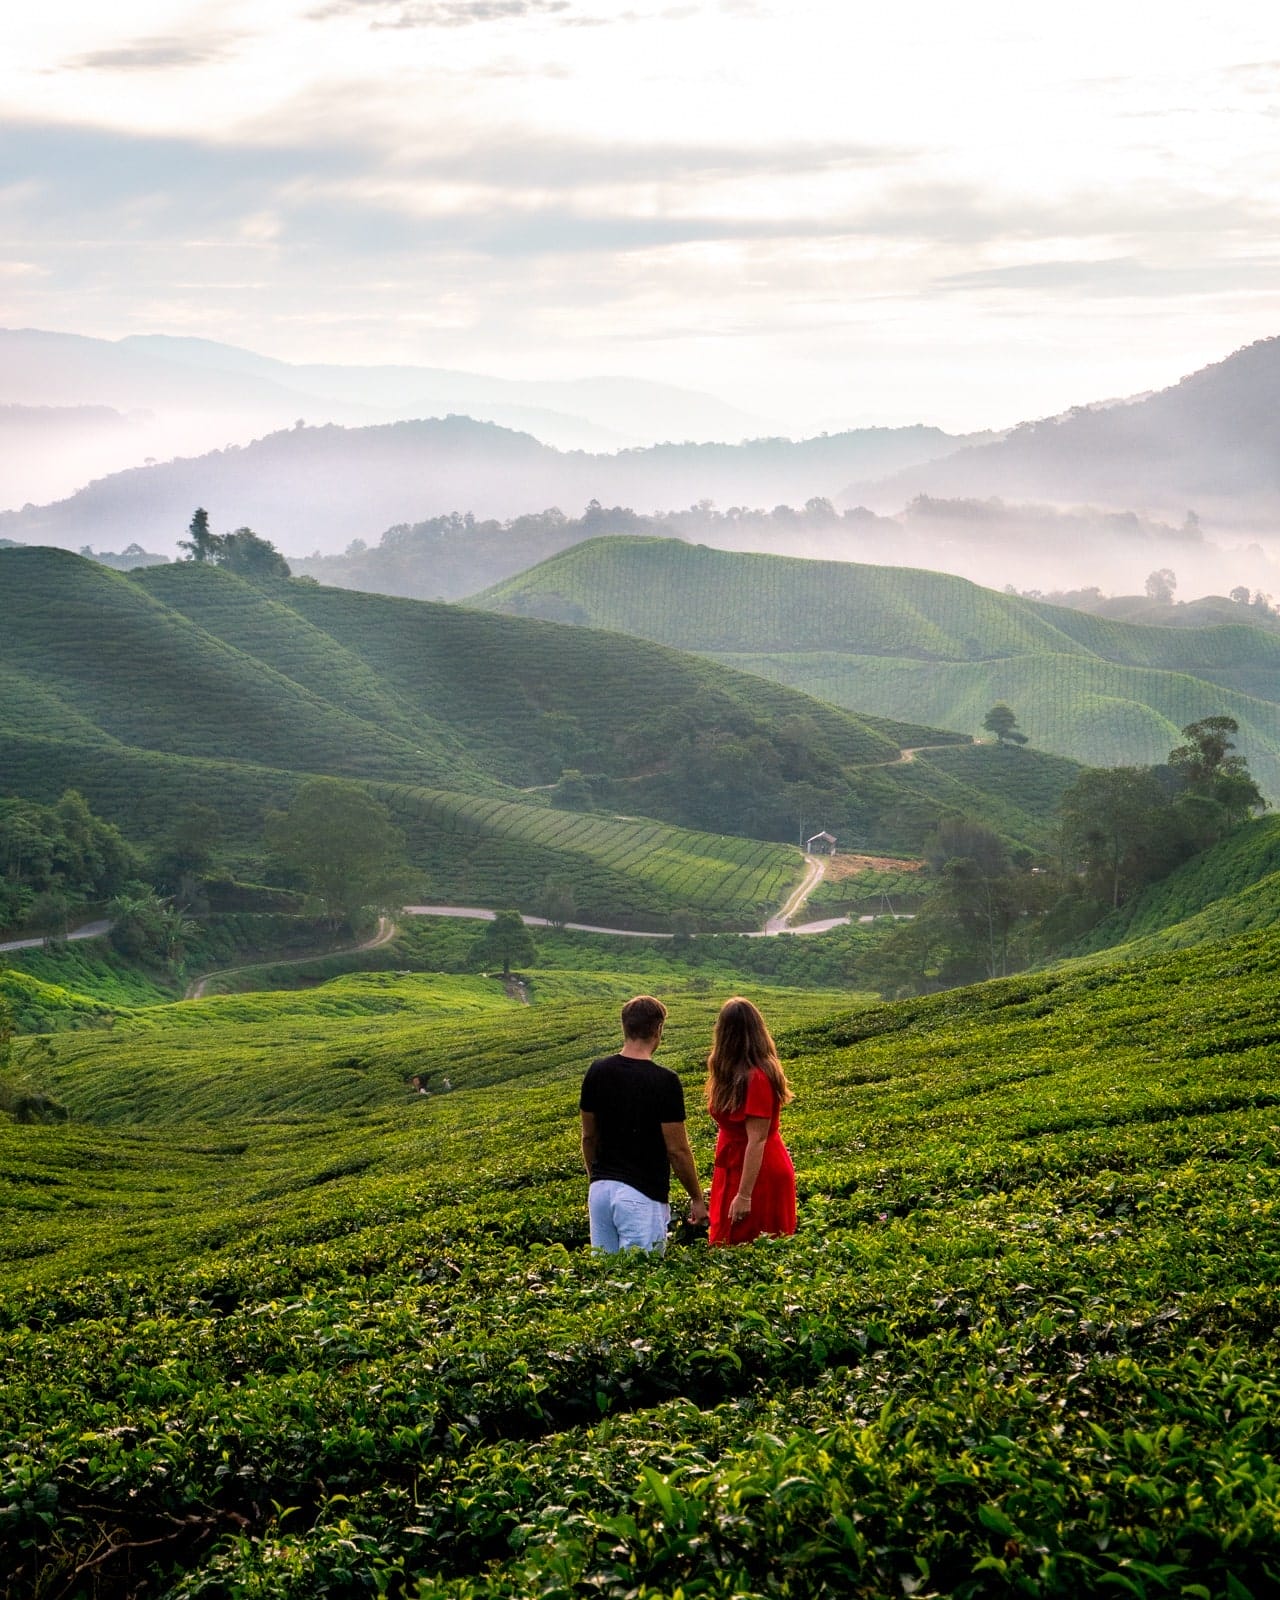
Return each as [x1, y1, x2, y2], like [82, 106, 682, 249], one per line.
[3, 1, 1279, 432]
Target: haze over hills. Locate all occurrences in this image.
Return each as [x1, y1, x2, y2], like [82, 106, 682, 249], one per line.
[7, 331, 1280, 601]
[474, 536, 1280, 800]
[0, 416, 976, 559]
[852, 335, 1280, 533]
[0, 327, 775, 508]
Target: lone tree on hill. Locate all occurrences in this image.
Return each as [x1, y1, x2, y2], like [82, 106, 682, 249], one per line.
[218, 527, 291, 580]
[178, 510, 290, 579]
[474, 910, 536, 976]
[179, 507, 219, 563]
[983, 704, 1028, 746]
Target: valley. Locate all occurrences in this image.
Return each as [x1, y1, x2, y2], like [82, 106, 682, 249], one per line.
[4, 420, 1280, 1597]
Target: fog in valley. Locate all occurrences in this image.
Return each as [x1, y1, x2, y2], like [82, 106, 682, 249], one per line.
[6, 327, 1280, 615]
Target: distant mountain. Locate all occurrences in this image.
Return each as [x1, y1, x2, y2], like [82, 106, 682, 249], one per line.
[851, 335, 1280, 530]
[0, 417, 974, 558]
[0, 402, 144, 509]
[0, 327, 774, 506]
[473, 536, 1280, 800]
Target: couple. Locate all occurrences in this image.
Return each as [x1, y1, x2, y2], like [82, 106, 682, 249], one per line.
[579, 994, 796, 1252]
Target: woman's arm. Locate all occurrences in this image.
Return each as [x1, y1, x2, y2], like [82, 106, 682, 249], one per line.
[730, 1117, 771, 1222]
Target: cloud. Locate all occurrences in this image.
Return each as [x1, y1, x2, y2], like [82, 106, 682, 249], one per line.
[383, 129, 910, 186]
[307, 0, 573, 25]
[64, 35, 239, 72]
[934, 257, 1280, 298]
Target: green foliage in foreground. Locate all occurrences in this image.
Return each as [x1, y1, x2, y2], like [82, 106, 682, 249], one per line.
[3, 922, 1280, 1595]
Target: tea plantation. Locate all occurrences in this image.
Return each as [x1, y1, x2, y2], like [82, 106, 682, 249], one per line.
[5, 915, 1280, 1597]
[474, 538, 1280, 800]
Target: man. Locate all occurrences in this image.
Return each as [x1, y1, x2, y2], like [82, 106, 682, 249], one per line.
[579, 994, 709, 1252]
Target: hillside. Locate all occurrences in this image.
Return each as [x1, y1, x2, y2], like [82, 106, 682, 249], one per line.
[6, 919, 1280, 1593]
[0, 548, 1071, 927]
[854, 334, 1280, 529]
[475, 537, 1280, 799]
[0, 415, 976, 557]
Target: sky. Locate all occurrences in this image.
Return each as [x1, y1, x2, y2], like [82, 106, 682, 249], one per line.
[3, 1, 1280, 433]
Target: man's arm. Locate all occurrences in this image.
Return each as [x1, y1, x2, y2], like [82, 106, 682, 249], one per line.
[662, 1122, 709, 1223]
[580, 1110, 598, 1177]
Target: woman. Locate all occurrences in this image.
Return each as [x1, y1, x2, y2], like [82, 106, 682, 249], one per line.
[705, 996, 796, 1245]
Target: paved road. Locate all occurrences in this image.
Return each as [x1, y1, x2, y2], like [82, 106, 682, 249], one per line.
[404, 906, 676, 938]
[0, 919, 111, 954]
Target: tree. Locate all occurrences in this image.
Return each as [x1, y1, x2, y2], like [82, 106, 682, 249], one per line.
[178, 507, 220, 563]
[1059, 766, 1179, 909]
[982, 704, 1027, 746]
[1167, 716, 1265, 826]
[550, 769, 593, 811]
[151, 803, 223, 900]
[473, 910, 535, 976]
[265, 780, 407, 928]
[107, 886, 195, 965]
[1145, 568, 1177, 604]
[541, 879, 576, 930]
[217, 527, 291, 580]
[0, 993, 12, 1072]
[670, 908, 698, 945]
[1230, 585, 1252, 606]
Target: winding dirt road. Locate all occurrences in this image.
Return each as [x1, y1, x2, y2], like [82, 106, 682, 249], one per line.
[10, 838, 884, 1001]
[183, 915, 396, 999]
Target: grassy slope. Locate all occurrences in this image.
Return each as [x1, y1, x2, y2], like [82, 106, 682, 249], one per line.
[274, 577, 901, 778]
[0, 547, 475, 787]
[4, 928, 1280, 1593]
[3, 548, 1074, 905]
[474, 537, 1280, 797]
[724, 649, 1280, 796]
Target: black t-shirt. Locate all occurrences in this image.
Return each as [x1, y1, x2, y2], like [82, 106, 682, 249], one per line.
[579, 1052, 686, 1204]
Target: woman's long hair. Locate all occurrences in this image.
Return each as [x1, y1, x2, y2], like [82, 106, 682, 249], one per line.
[705, 996, 793, 1118]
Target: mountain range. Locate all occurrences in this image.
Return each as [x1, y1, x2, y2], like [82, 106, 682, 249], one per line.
[851, 335, 1280, 531]
[0, 327, 773, 508]
[0, 416, 975, 559]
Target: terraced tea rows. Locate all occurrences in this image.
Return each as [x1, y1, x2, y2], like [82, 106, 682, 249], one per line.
[474, 538, 1280, 800]
[5, 922, 1280, 1595]
[385, 788, 801, 925]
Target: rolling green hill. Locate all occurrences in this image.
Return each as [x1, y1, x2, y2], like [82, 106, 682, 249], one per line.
[1, 548, 1077, 931]
[474, 537, 1280, 798]
[5, 919, 1280, 1594]
[0, 548, 485, 789]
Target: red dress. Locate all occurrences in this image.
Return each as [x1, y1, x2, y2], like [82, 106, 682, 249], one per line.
[708, 1066, 797, 1245]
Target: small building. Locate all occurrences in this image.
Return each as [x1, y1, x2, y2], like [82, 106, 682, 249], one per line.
[806, 830, 837, 855]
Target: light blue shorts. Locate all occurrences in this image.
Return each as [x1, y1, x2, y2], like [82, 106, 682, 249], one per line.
[588, 1179, 670, 1253]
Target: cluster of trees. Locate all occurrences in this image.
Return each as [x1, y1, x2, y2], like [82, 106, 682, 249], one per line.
[0, 790, 225, 969]
[0, 791, 138, 934]
[864, 716, 1266, 997]
[179, 508, 291, 580]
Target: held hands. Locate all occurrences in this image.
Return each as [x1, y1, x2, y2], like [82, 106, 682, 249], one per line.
[729, 1191, 752, 1223]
